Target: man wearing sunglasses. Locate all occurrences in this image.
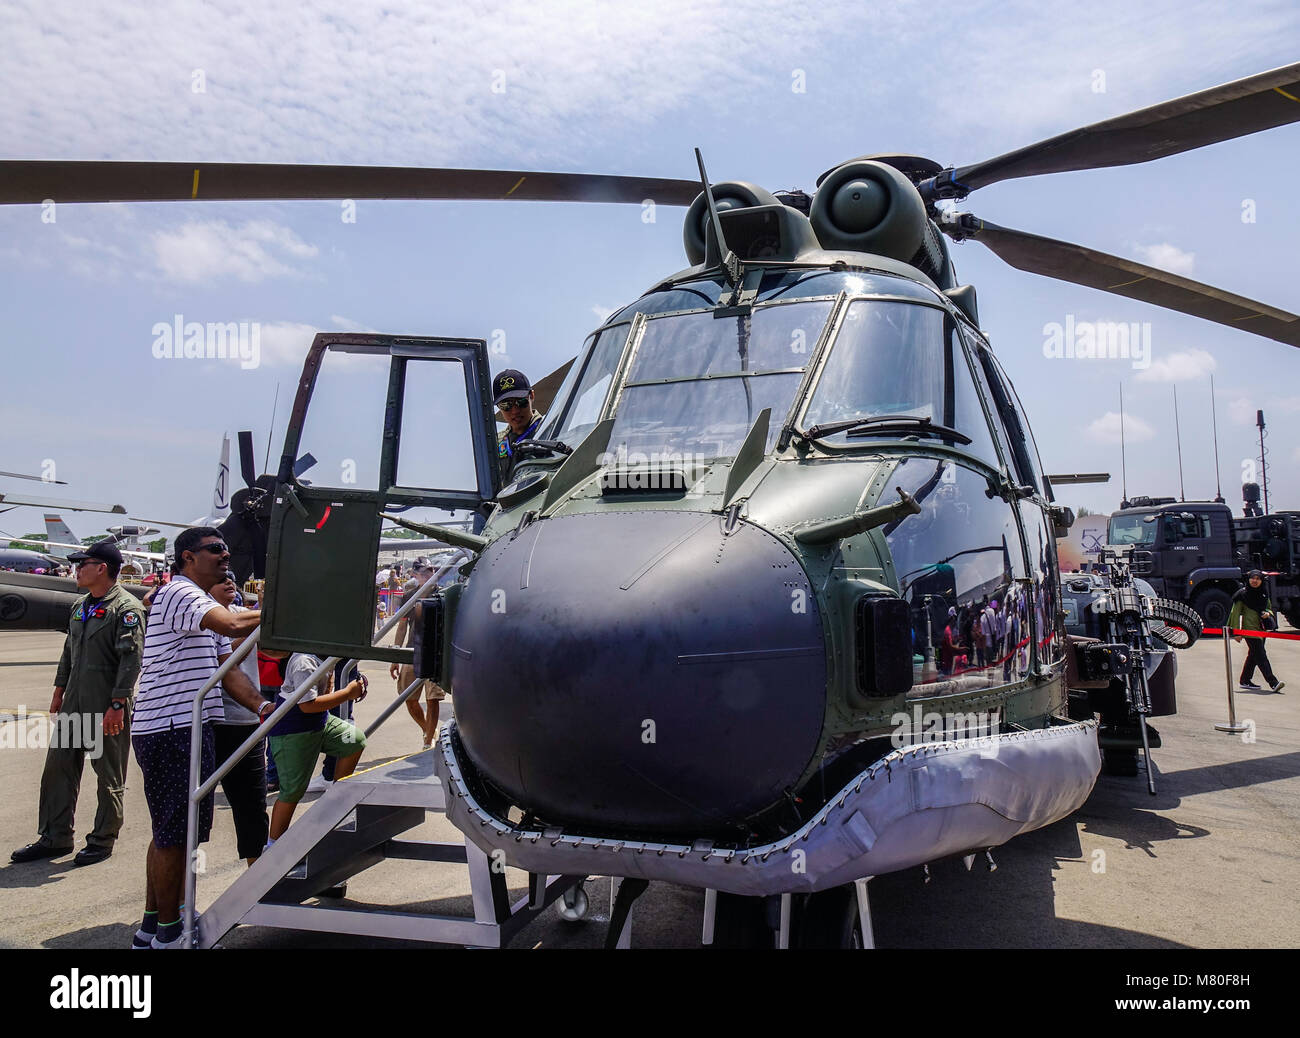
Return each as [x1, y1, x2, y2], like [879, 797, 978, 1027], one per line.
[494, 368, 546, 481]
[11, 539, 144, 867]
[129, 527, 267, 948]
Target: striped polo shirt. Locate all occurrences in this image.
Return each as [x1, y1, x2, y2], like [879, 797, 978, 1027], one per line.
[133, 575, 225, 735]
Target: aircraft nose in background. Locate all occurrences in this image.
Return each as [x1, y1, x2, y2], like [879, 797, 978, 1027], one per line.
[450, 510, 828, 834]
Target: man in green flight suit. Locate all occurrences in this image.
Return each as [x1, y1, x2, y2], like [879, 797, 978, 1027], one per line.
[494, 368, 546, 482]
[11, 539, 145, 866]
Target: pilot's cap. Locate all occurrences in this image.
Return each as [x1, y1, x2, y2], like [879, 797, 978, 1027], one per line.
[68, 540, 123, 568]
[493, 369, 531, 405]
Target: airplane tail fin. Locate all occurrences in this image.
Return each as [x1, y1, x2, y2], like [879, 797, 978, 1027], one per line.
[213, 434, 231, 521]
[42, 514, 77, 558]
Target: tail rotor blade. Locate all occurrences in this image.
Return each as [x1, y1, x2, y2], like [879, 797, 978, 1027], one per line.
[237, 431, 258, 487]
[293, 453, 317, 478]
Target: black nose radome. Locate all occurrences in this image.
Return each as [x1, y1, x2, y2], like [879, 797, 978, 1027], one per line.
[450, 510, 827, 834]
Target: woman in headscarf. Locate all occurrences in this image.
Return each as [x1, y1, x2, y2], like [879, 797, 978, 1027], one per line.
[1229, 570, 1285, 692]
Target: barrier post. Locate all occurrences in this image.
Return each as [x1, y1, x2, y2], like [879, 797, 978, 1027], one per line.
[1215, 627, 1250, 734]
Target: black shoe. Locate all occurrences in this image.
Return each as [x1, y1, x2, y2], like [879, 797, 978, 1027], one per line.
[72, 845, 112, 867]
[1240, 680, 1261, 690]
[10, 839, 74, 863]
[1271, 681, 1286, 693]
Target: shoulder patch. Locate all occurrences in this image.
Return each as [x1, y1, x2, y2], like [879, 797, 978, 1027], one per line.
[122, 611, 140, 627]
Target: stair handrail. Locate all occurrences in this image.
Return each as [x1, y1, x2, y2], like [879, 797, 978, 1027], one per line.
[182, 549, 467, 947]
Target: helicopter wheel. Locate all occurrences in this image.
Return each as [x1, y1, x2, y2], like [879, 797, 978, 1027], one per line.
[557, 884, 589, 923]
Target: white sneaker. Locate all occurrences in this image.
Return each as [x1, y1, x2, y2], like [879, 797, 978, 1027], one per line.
[306, 775, 331, 793]
[150, 932, 185, 949]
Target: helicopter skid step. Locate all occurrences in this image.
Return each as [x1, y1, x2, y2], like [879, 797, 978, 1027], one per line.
[437, 720, 1101, 898]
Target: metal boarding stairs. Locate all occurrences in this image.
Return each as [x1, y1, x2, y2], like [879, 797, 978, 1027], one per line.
[182, 553, 588, 949]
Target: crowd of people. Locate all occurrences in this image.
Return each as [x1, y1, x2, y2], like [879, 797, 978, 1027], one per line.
[6, 529, 406, 948]
[5, 367, 546, 946]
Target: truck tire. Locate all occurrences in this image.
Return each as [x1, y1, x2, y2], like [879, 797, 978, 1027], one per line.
[1148, 598, 1203, 648]
[1191, 588, 1233, 633]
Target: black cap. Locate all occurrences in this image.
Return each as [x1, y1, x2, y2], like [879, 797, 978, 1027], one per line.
[68, 540, 123, 567]
[493, 369, 532, 405]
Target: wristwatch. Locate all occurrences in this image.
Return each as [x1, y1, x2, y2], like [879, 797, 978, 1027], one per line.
[258, 701, 276, 720]
[110, 699, 126, 712]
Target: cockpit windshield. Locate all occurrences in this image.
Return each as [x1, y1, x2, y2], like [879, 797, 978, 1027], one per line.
[800, 300, 1000, 466]
[604, 299, 835, 461]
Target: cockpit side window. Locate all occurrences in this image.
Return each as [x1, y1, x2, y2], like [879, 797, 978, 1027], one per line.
[540, 323, 632, 446]
[971, 343, 1042, 494]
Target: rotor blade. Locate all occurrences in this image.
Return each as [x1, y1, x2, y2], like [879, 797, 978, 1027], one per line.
[293, 453, 317, 477]
[531, 357, 575, 416]
[0, 469, 67, 484]
[0, 161, 702, 207]
[0, 493, 127, 513]
[958, 218, 1300, 348]
[938, 62, 1300, 195]
[237, 430, 258, 487]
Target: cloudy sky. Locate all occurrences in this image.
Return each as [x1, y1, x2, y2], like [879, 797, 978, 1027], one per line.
[1, 0, 1298, 540]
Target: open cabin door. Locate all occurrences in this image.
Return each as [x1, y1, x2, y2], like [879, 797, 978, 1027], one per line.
[261, 333, 499, 661]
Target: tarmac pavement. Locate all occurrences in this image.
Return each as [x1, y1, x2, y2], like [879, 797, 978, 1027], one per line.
[1, 627, 1296, 949]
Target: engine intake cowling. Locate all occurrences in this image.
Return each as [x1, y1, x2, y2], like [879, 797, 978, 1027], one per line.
[682, 181, 780, 265]
[809, 159, 929, 261]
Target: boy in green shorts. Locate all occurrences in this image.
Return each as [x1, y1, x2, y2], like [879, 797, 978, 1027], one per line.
[267, 653, 369, 842]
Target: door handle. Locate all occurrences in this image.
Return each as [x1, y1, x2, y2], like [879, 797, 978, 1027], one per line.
[281, 485, 310, 520]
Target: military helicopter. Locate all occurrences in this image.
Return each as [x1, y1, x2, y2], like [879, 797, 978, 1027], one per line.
[3, 60, 1298, 946]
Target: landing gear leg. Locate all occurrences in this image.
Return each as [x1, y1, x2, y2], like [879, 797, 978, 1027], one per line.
[854, 877, 875, 950]
[605, 877, 648, 949]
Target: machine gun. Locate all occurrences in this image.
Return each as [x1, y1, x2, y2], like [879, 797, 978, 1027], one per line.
[1064, 548, 1203, 794]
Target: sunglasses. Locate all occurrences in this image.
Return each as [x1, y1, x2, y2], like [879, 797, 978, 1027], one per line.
[75, 559, 106, 569]
[498, 398, 530, 412]
[193, 542, 229, 555]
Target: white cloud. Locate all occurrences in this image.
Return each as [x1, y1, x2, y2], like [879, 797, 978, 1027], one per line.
[327, 314, 378, 333]
[1227, 395, 1256, 424]
[256, 315, 377, 367]
[256, 321, 320, 367]
[1086, 411, 1155, 445]
[590, 304, 617, 322]
[1132, 242, 1195, 276]
[1135, 348, 1216, 382]
[150, 219, 318, 283]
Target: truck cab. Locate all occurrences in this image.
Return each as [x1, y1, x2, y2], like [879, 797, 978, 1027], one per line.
[1107, 501, 1239, 627]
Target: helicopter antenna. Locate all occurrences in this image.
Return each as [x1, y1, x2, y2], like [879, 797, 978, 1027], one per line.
[1173, 385, 1185, 501]
[264, 382, 280, 473]
[1119, 382, 1128, 506]
[1210, 374, 1224, 503]
[693, 148, 741, 288]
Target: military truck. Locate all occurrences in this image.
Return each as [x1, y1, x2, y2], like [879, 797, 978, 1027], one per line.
[1106, 494, 1300, 630]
